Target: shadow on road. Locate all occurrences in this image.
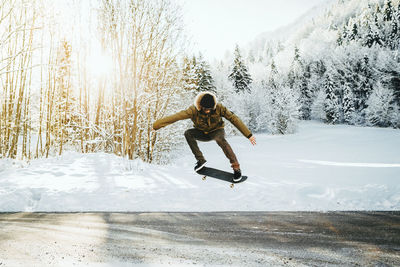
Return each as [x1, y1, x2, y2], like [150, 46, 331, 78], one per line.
[0, 211, 399, 266]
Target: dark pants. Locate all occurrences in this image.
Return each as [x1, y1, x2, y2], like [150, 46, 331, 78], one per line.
[184, 128, 240, 170]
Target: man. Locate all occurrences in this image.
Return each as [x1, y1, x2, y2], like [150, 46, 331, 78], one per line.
[152, 91, 256, 182]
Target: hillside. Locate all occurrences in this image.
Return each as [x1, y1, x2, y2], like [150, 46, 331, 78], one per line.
[211, 0, 400, 136]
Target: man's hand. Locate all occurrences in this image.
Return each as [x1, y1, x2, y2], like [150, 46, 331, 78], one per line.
[249, 136, 256, 146]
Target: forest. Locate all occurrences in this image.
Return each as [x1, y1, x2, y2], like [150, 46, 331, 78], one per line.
[197, 0, 400, 135]
[1, 0, 399, 163]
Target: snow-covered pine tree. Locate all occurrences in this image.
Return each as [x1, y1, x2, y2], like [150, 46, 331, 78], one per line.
[251, 84, 271, 133]
[243, 89, 259, 133]
[372, 10, 384, 47]
[311, 89, 326, 121]
[341, 24, 348, 44]
[383, 0, 393, 22]
[380, 0, 396, 49]
[264, 43, 273, 60]
[337, 30, 344, 46]
[397, 1, 400, 23]
[287, 46, 312, 120]
[272, 86, 300, 134]
[268, 59, 279, 89]
[349, 21, 359, 41]
[372, 30, 384, 47]
[228, 45, 252, 93]
[358, 54, 374, 112]
[389, 17, 398, 49]
[324, 74, 340, 124]
[287, 46, 302, 88]
[182, 56, 199, 93]
[395, 1, 400, 49]
[375, 3, 382, 20]
[196, 56, 216, 93]
[343, 82, 355, 124]
[365, 82, 395, 127]
[211, 60, 230, 102]
[299, 63, 313, 120]
[364, 25, 375, 47]
[248, 49, 255, 63]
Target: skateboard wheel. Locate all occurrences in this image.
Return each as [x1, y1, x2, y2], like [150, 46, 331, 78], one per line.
[202, 176, 206, 180]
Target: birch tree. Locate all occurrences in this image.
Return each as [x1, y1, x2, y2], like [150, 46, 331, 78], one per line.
[0, 0, 38, 159]
[99, 0, 187, 162]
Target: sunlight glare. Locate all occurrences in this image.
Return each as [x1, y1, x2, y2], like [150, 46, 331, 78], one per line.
[86, 49, 113, 78]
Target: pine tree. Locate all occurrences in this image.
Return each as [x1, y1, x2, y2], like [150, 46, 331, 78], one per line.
[375, 3, 382, 17]
[372, 30, 383, 46]
[374, 10, 382, 30]
[273, 86, 300, 134]
[349, 22, 359, 41]
[311, 89, 326, 121]
[343, 82, 355, 124]
[383, 0, 393, 22]
[395, 1, 400, 49]
[365, 83, 395, 127]
[397, 2, 400, 23]
[270, 59, 278, 75]
[287, 46, 302, 88]
[341, 25, 348, 43]
[196, 57, 216, 93]
[337, 30, 344, 46]
[314, 60, 327, 77]
[286, 47, 312, 119]
[300, 64, 313, 120]
[324, 74, 340, 124]
[248, 49, 255, 63]
[228, 45, 252, 93]
[358, 55, 374, 112]
[365, 25, 374, 47]
[182, 56, 199, 92]
[268, 59, 279, 89]
[390, 18, 398, 49]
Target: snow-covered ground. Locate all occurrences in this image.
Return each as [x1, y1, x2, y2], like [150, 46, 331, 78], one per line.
[1, 121, 399, 212]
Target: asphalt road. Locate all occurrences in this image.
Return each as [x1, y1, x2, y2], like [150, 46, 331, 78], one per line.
[0, 212, 399, 266]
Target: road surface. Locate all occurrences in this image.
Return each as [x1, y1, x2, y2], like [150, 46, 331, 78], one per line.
[0, 212, 399, 266]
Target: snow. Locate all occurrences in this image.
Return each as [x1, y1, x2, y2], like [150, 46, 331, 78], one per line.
[0, 121, 399, 212]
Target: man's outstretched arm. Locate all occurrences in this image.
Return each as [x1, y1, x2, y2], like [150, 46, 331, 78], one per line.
[220, 104, 256, 146]
[153, 107, 193, 130]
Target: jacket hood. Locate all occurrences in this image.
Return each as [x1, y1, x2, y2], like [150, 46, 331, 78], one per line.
[194, 91, 218, 111]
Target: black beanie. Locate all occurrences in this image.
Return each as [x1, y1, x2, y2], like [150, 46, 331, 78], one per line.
[200, 94, 215, 109]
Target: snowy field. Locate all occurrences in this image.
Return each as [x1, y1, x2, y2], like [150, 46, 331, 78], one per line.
[0, 121, 399, 212]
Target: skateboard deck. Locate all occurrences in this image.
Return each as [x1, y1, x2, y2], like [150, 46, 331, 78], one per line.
[196, 167, 247, 188]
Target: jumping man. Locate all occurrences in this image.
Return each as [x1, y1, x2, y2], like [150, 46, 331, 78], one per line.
[152, 91, 256, 182]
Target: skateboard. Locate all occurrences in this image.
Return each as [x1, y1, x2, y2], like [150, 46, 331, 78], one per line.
[196, 167, 248, 188]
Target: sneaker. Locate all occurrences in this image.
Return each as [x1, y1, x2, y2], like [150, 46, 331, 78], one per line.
[233, 169, 242, 182]
[194, 160, 207, 172]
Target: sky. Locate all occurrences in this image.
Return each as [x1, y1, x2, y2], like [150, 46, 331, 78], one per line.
[178, 0, 331, 61]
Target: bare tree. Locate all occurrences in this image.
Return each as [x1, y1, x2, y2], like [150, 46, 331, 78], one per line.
[1, 0, 38, 159]
[98, 0, 187, 162]
[1, 0, 189, 162]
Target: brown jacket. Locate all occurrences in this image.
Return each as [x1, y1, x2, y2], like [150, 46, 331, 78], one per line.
[153, 92, 252, 138]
